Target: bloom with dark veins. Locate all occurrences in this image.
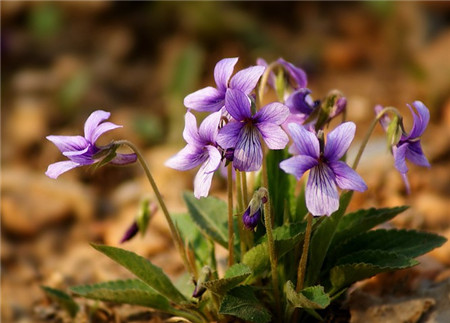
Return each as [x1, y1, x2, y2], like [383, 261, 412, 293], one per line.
[375, 101, 431, 192]
[46, 110, 137, 179]
[184, 57, 265, 112]
[280, 122, 367, 216]
[217, 88, 289, 172]
[165, 111, 222, 198]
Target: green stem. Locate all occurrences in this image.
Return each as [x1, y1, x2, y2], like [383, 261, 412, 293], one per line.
[242, 171, 249, 206]
[235, 170, 246, 257]
[352, 107, 403, 170]
[257, 61, 281, 107]
[296, 213, 313, 292]
[114, 140, 192, 275]
[227, 163, 234, 266]
[261, 146, 281, 317]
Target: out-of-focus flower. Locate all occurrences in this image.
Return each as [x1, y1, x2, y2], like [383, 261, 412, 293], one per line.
[376, 101, 431, 192]
[217, 89, 289, 171]
[46, 110, 136, 179]
[120, 200, 158, 243]
[165, 111, 222, 198]
[280, 122, 367, 216]
[184, 57, 265, 112]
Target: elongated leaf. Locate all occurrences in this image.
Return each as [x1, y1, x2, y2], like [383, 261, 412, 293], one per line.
[41, 286, 79, 318]
[183, 192, 228, 248]
[285, 281, 330, 309]
[332, 206, 409, 246]
[244, 221, 308, 277]
[219, 286, 271, 323]
[266, 149, 291, 226]
[91, 244, 186, 304]
[305, 191, 353, 287]
[330, 250, 419, 292]
[71, 279, 172, 312]
[172, 213, 212, 269]
[329, 229, 446, 267]
[203, 264, 252, 295]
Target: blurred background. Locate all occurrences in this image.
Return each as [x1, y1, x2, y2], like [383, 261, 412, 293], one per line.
[2, 1, 450, 322]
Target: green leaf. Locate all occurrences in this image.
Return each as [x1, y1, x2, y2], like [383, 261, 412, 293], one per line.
[331, 229, 447, 266]
[91, 244, 186, 304]
[41, 286, 79, 318]
[203, 264, 251, 295]
[305, 191, 353, 287]
[219, 286, 271, 323]
[285, 281, 330, 309]
[244, 221, 308, 277]
[266, 149, 292, 226]
[332, 206, 409, 246]
[330, 250, 419, 292]
[183, 191, 228, 248]
[71, 279, 172, 312]
[172, 213, 212, 269]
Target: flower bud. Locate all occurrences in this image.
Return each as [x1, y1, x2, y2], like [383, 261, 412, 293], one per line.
[242, 188, 268, 230]
[192, 266, 212, 299]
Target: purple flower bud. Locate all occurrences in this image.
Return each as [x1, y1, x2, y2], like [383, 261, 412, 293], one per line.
[119, 221, 139, 243]
[329, 96, 347, 119]
[242, 206, 262, 231]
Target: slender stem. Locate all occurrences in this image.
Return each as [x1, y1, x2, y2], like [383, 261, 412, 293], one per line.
[263, 197, 281, 317]
[257, 61, 280, 107]
[296, 213, 313, 292]
[352, 107, 402, 170]
[242, 171, 249, 206]
[227, 164, 234, 266]
[235, 170, 246, 257]
[114, 140, 192, 275]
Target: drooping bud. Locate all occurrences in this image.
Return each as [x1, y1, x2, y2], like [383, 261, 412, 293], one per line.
[242, 187, 268, 230]
[315, 90, 346, 131]
[192, 266, 212, 299]
[386, 114, 402, 148]
[119, 199, 157, 243]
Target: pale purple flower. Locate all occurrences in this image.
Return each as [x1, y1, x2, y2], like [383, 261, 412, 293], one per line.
[46, 110, 137, 179]
[217, 89, 289, 171]
[376, 101, 431, 192]
[284, 88, 319, 126]
[256, 57, 308, 90]
[184, 57, 265, 112]
[280, 122, 367, 216]
[165, 111, 222, 198]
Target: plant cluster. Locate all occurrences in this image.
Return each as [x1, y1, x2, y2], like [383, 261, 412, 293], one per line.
[44, 57, 445, 322]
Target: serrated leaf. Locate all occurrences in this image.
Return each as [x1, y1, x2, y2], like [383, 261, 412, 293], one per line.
[305, 191, 353, 287]
[244, 221, 308, 277]
[172, 213, 212, 269]
[329, 229, 446, 267]
[203, 264, 251, 295]
[285, 281, 330, 309]
[330, 250, 419, 292]
[219, 286, 271, 323]
[41, 286, 79, 318]
[71, 279, 172, 311]
[91, 244, 186, 304]
[183, 192, 228, 248]
[332, 206, 409, 246]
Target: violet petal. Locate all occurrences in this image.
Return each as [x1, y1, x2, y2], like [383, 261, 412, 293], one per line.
[233, 126, 263, 172]
[229, 65, 265, 94]
[257, 122, 289, 150]
[324, 122, 356, 161]
[84, 110, 111, 143]
[254, 102, 289, 125]
[279, 155, 319, 180]
[306, 164, 339, 216]
[329, 160, 367, 192]
[45, 161, 81, 179]
[184, 86, 224, 112]
[225, 88, 252, 121]
[287, 123, 319, 159]
[214, 57, 238, 91]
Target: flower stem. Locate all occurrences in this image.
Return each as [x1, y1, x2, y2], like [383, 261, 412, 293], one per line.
[227, 163, 234, 266]
[235, 170, 246, 257]
[257, 61, 280, 107]
[352, 107, 402, 170]
[242, 171, 249, 206]
[261, 146, 281, 317]
[114, 140, 193, 276]
[296, 213, 313, 292]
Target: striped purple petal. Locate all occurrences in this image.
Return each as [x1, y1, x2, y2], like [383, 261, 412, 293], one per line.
[306, 164, 339, 216]
[214, 57, 238, 91]
[184, 86, 225, 112]
[324, 122, 356, 161]
[229, 65, 265, 94]
[84, 110, 111, 143]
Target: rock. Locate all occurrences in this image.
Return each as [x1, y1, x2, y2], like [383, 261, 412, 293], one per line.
[349, 289, 435, 323]
[414, 193, 450, 229]
[1, 168, 94, 237]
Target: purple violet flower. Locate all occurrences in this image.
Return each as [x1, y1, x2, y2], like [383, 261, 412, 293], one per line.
[46, 110, 137, 179]
[184, 57, 265, 112]
[280, 122, 367, 216]
[217, 89, 290, 171]
[243, 207, 262, 231]
[376, 101, 431, 192]
[242, 187, 268, 230]
[165, 111, 222, 198]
